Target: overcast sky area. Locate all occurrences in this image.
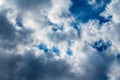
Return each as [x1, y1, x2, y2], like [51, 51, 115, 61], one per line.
[0, 0, 120, 80]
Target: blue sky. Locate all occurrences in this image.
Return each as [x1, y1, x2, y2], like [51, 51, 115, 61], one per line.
[0, 0, 120, 80]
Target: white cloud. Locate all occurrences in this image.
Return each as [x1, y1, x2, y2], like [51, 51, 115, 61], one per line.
[0, 0, 120, 80]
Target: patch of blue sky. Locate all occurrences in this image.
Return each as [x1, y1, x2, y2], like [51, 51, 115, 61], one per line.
[69, 0, 111, 24]
[38, 44, 60, 56]
[38, 44, 48, 53]
[66, 48, 72, 56]
[50, 47, 60, 56]
[91, 39, 112, 52]
[97, 16, 112, 26]
[117, 54, 120, 60]
[71, 22, 81, 38]
[52, 27, 58, 32]
[16, 17, 23, 27]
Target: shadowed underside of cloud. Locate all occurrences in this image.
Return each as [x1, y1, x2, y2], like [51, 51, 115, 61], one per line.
[0, 50, 116, 80]
[9, 0, 52, 11]
[0, 12, 15, 40]
[0, 52, 77, 80]
[0, 11, 32, 50]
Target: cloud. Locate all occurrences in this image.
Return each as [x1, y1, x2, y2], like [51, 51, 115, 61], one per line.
[101, 0, 120, 23]
[0, 9, 32, 55]
[0, 12, 15, 40]
[6, 0, 52, 11]
[66, 40, 115, 80]
[0, 0, 120, 80]
[108, 61, 120, 80]
[0, 52, 78, 80]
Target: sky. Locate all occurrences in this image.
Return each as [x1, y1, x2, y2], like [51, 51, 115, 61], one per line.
[0, 0, 120, 80]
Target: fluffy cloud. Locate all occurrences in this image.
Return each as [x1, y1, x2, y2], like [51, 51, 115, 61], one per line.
[0, 0, 120, 80]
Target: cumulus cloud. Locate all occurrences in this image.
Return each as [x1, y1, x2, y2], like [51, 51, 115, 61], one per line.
[0, 0, 120, 80]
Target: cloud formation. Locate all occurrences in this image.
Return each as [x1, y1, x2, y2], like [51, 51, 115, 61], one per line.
[0, 0, 120, 80]
[0, 52, 78, 80]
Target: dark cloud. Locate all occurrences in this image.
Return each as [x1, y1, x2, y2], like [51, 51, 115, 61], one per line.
[0, 48, 116, 80]
[0, 52, 77, 80]
[81, 45, 115, 80]
[0, 11, 32, 50]
[11, 0, 52, 11]
[86, 54, 113, 80]
[0, 11, 17, 49]
[0, 12, 15, 40]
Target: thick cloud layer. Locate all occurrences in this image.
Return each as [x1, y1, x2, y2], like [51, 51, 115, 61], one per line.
[0, 0, 120, 80]
[0, 52, 78, 80]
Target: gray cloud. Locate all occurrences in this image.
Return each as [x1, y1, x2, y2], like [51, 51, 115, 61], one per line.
[0, 46, 116, 80]
[8, 0, 52, 11]
[0, 0, 120, 80]
[0, 11, 32, 50]
[70, 43, 116, 80]
[0, 10, 116, 80]
[48, 30, 78, 43]
[0, 12, 15, 40]
[83, 52, 114, 80]
[0, 52, 77, 80]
